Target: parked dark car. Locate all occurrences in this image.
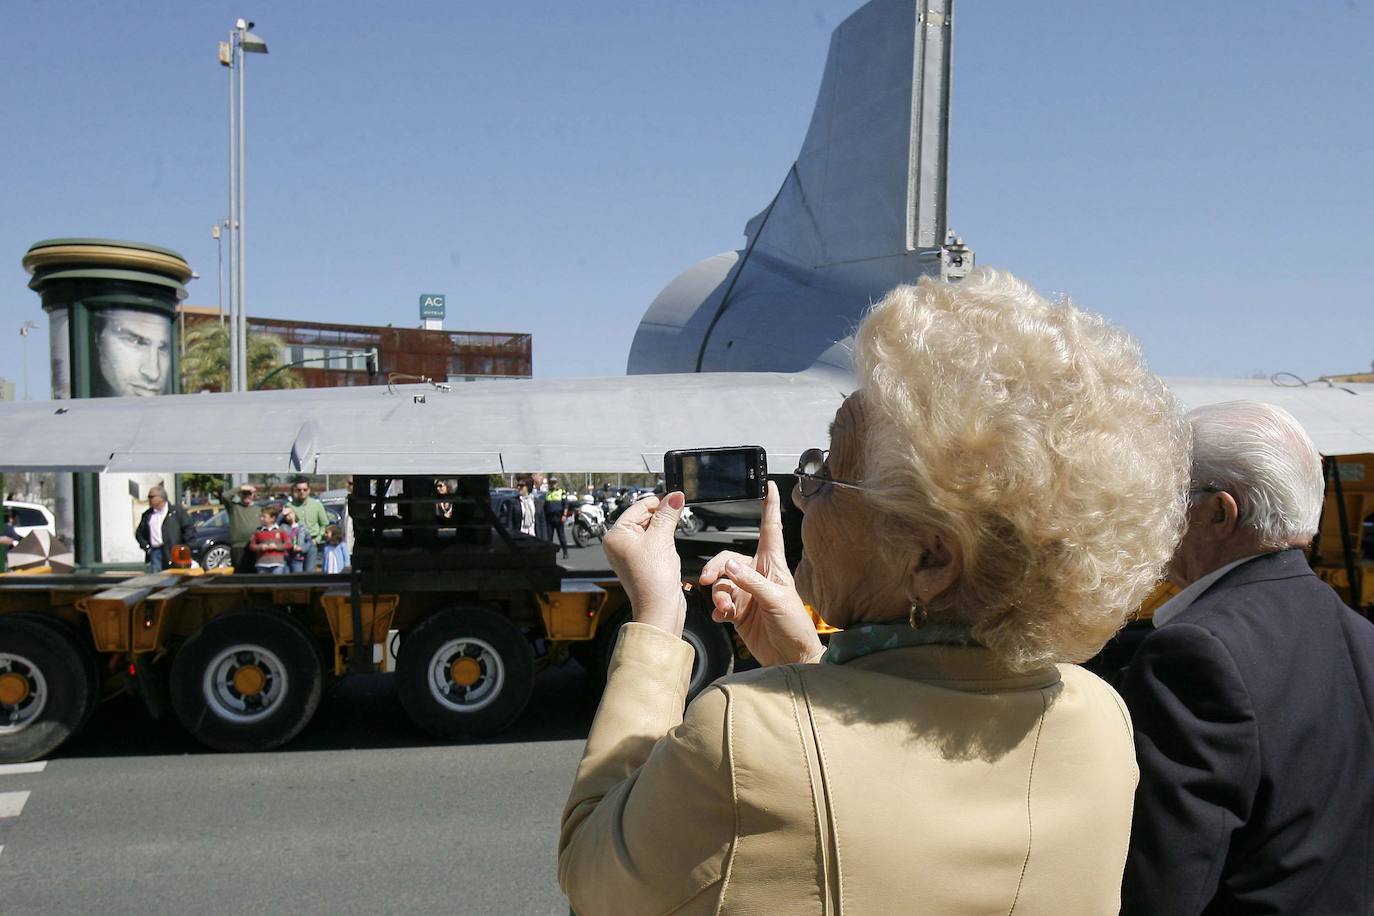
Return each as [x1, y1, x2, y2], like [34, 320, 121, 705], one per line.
[188, 507, 232, 569]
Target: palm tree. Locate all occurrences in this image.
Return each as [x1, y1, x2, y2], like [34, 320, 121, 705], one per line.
[180, 322, 302, 392]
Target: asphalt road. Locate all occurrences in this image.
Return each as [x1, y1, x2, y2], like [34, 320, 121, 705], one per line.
[1, 664, 596, 914]
[0, 527, 760, 913]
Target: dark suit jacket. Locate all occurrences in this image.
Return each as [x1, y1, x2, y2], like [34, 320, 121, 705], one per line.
[1120, 549, 1374, 915]
[134, 504, 196, 552]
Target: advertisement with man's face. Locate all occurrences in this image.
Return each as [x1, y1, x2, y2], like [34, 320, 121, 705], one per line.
[92, 307, 173, 398]
[93, 306, 176, 562]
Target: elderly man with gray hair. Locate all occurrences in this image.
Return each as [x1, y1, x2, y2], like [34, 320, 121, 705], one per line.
[134, 485, 196, 572]
[1120, 400, 1374, 915]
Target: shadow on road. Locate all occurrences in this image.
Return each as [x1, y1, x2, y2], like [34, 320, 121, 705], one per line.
[57, 661, 601, 759]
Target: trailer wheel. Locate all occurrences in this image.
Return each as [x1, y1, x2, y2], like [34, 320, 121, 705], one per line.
[12, 613, 101, 730]
[170, 610, 323, 752]
[596, 600, 733, 701]
[0, 615, 94, 763]
[396, 607, 534, 738]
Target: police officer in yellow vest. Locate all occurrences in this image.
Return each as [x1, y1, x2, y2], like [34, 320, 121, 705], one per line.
[544, 477, 569, 559]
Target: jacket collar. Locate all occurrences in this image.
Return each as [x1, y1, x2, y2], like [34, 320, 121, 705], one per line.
[1205, 547, 1314, 595]
[841, 643, 1062, 692]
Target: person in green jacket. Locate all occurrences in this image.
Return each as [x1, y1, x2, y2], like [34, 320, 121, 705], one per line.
[220, 483, 263, 574]
[289, 476, 330, 571]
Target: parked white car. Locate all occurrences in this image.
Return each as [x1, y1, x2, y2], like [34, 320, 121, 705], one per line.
[3, 500, 56, 539]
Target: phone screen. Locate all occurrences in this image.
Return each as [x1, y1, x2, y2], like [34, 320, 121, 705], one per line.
[681, 452, 749, 502]
[664, 446, 766, 503]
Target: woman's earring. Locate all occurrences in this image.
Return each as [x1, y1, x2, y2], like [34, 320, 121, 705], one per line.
[908, 601, 928, 629]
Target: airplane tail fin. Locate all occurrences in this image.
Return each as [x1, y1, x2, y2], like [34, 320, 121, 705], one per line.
[628, 0, 954, 375]
[749, 0, 952, 269]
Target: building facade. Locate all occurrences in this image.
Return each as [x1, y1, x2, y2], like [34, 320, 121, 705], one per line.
[178, 306, 532, 389]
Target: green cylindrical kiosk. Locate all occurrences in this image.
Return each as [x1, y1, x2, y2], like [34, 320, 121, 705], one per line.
[23, 238, 193, 568]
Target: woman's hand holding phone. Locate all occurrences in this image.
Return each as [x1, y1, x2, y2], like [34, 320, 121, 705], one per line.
[603, 491, 688, 637]
[699, 482, 824, 667]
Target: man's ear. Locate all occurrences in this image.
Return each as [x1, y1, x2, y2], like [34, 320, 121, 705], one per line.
[1207, 491, 1242, 539]
[906, 529, 964, 605]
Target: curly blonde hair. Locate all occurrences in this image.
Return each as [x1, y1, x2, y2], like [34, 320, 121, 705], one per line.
[854, 269, 1191, 670]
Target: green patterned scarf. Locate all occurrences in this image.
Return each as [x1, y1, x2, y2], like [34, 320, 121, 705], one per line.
[821, 622, 979, 666]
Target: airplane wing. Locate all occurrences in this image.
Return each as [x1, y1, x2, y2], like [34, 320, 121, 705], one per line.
[4, 373, 1373, 478]
[1167, 378, 1374, 456]
[0, 372, 853, 475]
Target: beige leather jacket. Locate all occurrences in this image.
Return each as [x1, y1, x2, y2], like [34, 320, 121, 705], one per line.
[560, 623, 1137, 915]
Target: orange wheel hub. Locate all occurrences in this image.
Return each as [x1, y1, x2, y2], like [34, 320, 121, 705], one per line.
[0, 672, 30, 706]
[232, 664, 267, 696]
[450, 656, 482, 687]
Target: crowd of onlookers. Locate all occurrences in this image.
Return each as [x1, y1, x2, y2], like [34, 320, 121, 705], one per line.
[136, 473, 647, 574]
[136, 475, 346, 574]
[496, 475, 643, 558]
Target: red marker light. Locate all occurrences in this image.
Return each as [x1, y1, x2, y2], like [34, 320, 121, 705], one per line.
[128, 663, 137, 677]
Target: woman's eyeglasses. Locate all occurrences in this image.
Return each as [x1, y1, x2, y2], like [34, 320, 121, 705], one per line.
[794, 447, 866, 498]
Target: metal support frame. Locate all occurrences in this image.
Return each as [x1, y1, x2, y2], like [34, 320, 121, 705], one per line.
[1327, 457, 1364, 614]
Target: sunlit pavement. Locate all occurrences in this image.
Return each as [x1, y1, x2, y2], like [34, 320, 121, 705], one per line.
[0, 665, 596, 914]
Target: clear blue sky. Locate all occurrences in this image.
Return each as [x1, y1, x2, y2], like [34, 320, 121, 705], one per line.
[2, 1, 1370, 397]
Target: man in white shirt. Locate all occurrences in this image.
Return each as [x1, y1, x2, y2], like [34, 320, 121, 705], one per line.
[134, 485, 195, 572]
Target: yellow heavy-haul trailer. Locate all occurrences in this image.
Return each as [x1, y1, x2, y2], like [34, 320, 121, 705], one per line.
[8, 457, 1369, 764]
[0, 475, 739, 763]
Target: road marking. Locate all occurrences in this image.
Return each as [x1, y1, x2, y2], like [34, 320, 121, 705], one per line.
[0, 791, 30, 818]
[0, 762, 46, 777]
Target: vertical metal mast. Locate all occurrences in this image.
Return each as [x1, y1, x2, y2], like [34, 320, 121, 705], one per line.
[236, 33, 248, 390]
[910, 0, 953, 251]
[224, 31, 239, 392]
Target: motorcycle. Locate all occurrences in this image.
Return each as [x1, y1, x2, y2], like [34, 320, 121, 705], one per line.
[571, 497, 608, 548]
[677, 505, 704, 537]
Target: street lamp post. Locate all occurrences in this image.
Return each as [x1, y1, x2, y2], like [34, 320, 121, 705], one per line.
[219, 19, 268, 393]
[19, 320, 39, 400]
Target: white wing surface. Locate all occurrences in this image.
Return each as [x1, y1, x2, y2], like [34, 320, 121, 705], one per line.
[1167, 378, 1374, 456]
[5, 373, 1374, 477]
[0, 373, 852, 475]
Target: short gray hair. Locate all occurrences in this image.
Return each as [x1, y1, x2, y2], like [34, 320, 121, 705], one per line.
[148, 485, 167, 500]
[1188, 400, 1323, 548]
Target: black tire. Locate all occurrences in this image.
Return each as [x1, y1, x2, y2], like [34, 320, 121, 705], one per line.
[202, 543, 232, 570]
[679, 513, 704, 537]
[572, 519, 593, 549]
[713, 525, 730, 532]
[595, 600, 734, 701]
[170, 610, 323, 752]
[13, 613, 101, 731]
[396, 606, 534, 738]
[0, 615, 94, 763]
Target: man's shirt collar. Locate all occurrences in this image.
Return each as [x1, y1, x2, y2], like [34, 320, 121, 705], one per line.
[1153, 555, 1262, 628]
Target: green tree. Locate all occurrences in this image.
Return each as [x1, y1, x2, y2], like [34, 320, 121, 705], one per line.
[180, 322, 303, 393]
[181, 473, 229, 501]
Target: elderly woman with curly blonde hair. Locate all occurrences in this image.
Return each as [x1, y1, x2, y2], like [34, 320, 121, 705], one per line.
[559, 269, 1190, 915]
